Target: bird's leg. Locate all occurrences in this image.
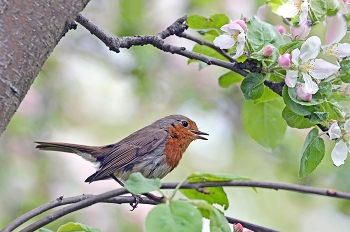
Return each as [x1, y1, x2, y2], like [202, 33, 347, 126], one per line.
[109, 174, 141, 211]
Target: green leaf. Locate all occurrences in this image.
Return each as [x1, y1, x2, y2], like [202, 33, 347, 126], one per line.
[318, 82, 332, 98]
[190, 200, 230, 232]
[339, 60, 350, 83]
[242, 98, 287, 151]
[186, 172, 250, 182]
[188, 44, 228, 64]
[187, 14, 229, 29]
[247, 17, 284, 51]
[145, 201, 202, 232]
[328, 101, 345, 118]
[288, 87, 325, 106]
[311, 0, 339, 20]
[57, 222, 101, 232]
[320, 101, 339, 120]
[124, 172, 161, 194]
[240, 73, 265, 100]
[218, 72, 244, 88]
[282, 107, 314, 129]
[278, 41, 302, 54]
[38, 229, 53, 232]
[282, 86, 313, 116]
[299, 128, 325, 178]
[254, 86, 280, 103]
[181, 172, 250, 210]
[209, 206, 231, 232]
[309, 112, 329, 124]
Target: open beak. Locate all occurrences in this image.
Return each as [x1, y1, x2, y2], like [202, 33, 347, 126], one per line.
[191, 130, 209, 140]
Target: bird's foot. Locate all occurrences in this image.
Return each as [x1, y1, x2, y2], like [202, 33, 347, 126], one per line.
[130, 194, 143, 211]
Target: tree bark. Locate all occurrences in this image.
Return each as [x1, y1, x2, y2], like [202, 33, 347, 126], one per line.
[0, 0, 90, 135]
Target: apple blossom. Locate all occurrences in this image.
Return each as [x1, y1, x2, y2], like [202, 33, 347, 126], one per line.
[322, 14, 350, 58]
[290, 22, 311, 40]
[285, 36, 339, 95]
[277, 0, 309, 25]
[213, 19, 247, 59]
[233, 223, 243, 232]
[278, 53, 292, 70]
[329, 119, 350, 166]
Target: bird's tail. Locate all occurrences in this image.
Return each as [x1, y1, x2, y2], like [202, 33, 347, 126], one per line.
[35, 141, 102, 163]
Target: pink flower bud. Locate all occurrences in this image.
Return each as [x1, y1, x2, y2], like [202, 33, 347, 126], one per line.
[296, 84, 312, 101]
[262, 44, 274, 57]
[278, 53, 292, 70]
[275, 25, 286, 34]
[234, 19, 247, 31]
[290, 24, 311, 40]
[233, 223, 243, 232]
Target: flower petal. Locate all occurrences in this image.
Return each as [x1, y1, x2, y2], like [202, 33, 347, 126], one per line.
[286, 70, 299, 87]
[299, 1, 309, 25]
[337, 43, 350, 58]
[299, 36, 321, 62]
[277, 3, 299, 18]
[309, 59, 339, 79]
[291, 48, 300, 66]
[329, 121, 342, 140]
[302, 73, 318, 94]
[326, 13, 347, 44]
[232, 33, 245, 59]
[344, 119, 350, 132]
[331, 140, 348, 167]
[213, 35, 236, 49]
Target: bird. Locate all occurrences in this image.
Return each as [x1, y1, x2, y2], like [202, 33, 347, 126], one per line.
[36, 115, 208, 185]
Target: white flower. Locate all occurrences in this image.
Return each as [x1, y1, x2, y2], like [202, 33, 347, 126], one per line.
[285, 36, 339, 95]
[330, 119, 350, 166]
[213, 20, 247, 59]
[322, 13, 350, 58]
[277, 0, 309, 25]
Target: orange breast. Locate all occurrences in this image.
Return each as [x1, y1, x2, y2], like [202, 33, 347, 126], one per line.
[163, 125, 193, 170]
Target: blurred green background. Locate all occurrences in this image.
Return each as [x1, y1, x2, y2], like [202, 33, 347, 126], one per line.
[1, 0, 350, 231]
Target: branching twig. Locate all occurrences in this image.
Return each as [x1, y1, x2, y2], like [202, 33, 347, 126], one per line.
[5, 180, 350, 232]
[75, 14, 250, 77]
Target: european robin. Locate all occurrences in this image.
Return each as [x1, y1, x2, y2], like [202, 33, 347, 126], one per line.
[36, 115, 208, 184]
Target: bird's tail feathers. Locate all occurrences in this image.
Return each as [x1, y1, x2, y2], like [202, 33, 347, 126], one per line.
[35, 141, 101, 163]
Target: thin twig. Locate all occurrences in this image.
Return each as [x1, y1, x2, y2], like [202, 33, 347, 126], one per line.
[75, 13, 248, 77]
[5, 180, 350, 232]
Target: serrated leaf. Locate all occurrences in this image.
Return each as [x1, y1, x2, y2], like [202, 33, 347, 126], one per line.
[282, 107, 314, 129]
[145, 201, 202, 232]
[124, 172, 161, 194]
[187, 14, 229, 29]
[242, 99, 287, 151]
[339, 60, 350, 83]
[240, 73, 265, 100]
[218, 72, 244, 88]
[328, 101, 345, 118]
[57, 222, 101, 232]
[181, 172, 250, 210]
[247, 17, 284, 51]
[299, 128, 325, 178]
[282, 86, 312, 116]
[311, 0, 339, 21]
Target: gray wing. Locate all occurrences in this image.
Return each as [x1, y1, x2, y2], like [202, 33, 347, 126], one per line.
[85, 129, 167, 182]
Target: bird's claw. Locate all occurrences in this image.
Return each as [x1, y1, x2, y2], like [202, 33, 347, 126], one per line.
[130, 194, 142, 211]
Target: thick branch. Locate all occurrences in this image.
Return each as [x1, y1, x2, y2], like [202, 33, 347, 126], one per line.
[8, 180, 350, 232]
[0, 0, 90, 136]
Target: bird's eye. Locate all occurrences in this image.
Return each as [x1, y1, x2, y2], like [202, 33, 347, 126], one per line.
[181, 120, 188, 127]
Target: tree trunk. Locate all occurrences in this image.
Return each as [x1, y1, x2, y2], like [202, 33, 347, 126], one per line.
[0, 0, 90, 135]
